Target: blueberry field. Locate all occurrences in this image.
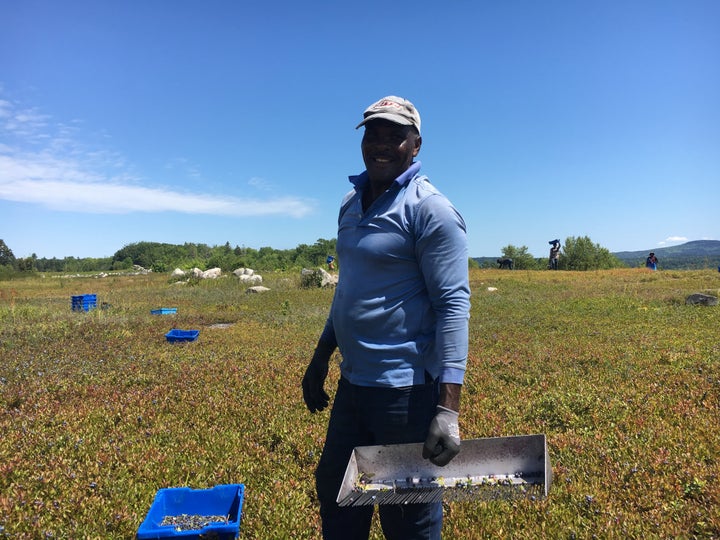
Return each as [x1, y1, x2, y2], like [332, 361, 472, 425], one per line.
[1, 268, 719, 539]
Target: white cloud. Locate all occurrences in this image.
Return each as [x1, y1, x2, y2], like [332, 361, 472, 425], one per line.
[0, 176, 314, 216]
[0, 96, 316, 218]
[657, 236, 688, 246]
[0, 152, 314, 217]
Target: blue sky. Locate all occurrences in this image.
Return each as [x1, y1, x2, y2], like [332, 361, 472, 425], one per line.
[1, 0, 718, 260]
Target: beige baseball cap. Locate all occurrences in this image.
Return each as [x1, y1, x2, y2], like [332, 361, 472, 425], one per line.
[355, 96, 421, 134]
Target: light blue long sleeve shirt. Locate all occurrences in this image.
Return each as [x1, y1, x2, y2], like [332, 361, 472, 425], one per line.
[320, 161, 470, 388]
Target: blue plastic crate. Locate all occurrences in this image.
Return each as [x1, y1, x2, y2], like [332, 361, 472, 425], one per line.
[137, 484, 244, 539]
[71, 294, 97, 312]
[165, 329, 200, 343]
[151, 308, 178, 315]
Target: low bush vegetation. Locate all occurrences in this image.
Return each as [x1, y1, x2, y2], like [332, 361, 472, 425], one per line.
[1, 269, 719, 538]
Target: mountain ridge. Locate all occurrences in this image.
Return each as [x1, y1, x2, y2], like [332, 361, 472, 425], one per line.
[612, 239, 720, 259]
[612, 240, 720, 269]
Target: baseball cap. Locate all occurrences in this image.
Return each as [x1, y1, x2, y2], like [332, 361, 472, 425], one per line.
[355, 96, 421, 134]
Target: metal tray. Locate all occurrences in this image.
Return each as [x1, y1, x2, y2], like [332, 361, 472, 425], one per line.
[337, 434, 552, 506]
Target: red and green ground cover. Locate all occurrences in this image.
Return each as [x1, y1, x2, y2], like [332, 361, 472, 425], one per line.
[1, 268, 719, 538]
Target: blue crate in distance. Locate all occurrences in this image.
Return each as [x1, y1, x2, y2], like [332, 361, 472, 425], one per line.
[165, 329, 200, 343]
[137, 484, 244, 539]
[71, 294, 97, 312]
[151, 308, 178, 315]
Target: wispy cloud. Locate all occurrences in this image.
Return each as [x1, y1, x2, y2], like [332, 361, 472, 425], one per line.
[247, 176, 275, 191]
[0, 96, 315, 217]
[658, 236, 688, 246]
[0, 174, 315, 216]
[0, 99, 12, 118]
[163, 157, 204, 180]
[1, 101, 51, 142]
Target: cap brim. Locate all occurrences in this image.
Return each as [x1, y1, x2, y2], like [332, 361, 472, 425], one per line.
[356, 113, 416, 130]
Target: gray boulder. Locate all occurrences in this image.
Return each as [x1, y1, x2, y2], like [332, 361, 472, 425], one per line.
[685, 293, 718, 306]
[239, 274, 262, 285]
[246, 286, 271, 294]
[201, 267, 222, 279]
[301, 268, 338, 288]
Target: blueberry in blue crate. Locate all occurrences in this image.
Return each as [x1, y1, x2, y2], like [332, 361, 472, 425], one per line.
[137, 484, 245, 539]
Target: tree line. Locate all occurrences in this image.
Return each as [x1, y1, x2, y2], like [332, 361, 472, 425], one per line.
[1, 235, 672, 279]
[0, 238, 338, 277]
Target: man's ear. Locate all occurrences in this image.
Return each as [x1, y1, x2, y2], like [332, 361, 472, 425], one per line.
[413, 135, 422, 157]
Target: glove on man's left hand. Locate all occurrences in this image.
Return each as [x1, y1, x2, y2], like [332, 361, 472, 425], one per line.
[422, 406, 461, 466]
[301, 341, 334, 413]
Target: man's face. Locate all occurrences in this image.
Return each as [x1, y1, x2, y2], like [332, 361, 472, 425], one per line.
[361, 119, 421, 185]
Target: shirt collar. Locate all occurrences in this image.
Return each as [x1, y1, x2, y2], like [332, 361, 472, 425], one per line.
[348, 161, 422, 189]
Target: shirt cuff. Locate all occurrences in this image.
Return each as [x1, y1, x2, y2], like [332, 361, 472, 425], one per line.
[438, 366, 465, 385]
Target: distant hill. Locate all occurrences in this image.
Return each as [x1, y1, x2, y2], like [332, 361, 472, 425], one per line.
[612, 240, 720, 270]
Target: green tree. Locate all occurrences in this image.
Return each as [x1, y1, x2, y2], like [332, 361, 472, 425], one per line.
[207, 250, 242, 272]
[112, 257, 134, 271]
[17, 254, 37, 272]
[561, 236, 622, 270]
[500, 245, 538, 270]
[0, 239, 16, 268]
[294, 238, 337, 269]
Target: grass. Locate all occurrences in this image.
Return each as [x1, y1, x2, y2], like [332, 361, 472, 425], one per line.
[1, 268, 719, 539]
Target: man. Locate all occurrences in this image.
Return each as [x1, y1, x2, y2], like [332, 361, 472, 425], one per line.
[302, 96, 471, 539]
[646, 252, 658, 270]
[549, 239, 561, 270]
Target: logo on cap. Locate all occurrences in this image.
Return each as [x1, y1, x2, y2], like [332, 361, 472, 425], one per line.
[371, 99, 404, 111]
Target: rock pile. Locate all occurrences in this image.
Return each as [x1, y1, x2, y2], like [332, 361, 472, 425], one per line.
[170, 267, 267, 292]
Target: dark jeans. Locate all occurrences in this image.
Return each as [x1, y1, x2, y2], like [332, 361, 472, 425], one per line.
[315, 376, 442, 540]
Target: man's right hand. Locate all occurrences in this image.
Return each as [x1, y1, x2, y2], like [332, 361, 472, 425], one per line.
[302, 342, 334, 413]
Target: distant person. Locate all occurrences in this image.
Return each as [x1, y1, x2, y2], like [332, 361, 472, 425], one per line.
[549, 239, 561, 270]
[646, 252, 658, 270]
[497, 257, 514, 270]
[326, 255, 335, 271]
[302, 95, 470, 540]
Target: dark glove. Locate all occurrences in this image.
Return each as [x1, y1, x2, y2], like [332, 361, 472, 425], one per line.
[302, 342, 334, 413]
[422, 406, 461, 466]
